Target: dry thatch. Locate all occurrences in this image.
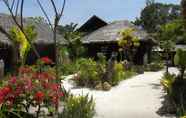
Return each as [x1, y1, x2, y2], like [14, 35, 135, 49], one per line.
[82, 20, 149, 44]
[0, 13, 65, 46]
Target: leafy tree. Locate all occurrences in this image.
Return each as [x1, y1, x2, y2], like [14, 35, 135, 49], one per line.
[174, 49, 186, 79]
[157, 20, 185, 73]
[57, 23, 85, 60]
[118, 28, 140, 63]
[134, 0, 181, 33]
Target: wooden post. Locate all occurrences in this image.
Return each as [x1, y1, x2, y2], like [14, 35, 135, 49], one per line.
[0, 59, 4, 79]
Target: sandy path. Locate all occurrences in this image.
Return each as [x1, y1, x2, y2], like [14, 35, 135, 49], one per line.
[62, 68, 179, 118]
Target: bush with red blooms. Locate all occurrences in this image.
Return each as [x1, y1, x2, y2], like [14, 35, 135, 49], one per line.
[40, 56, 53, 65]
[0, 64, 64, 117]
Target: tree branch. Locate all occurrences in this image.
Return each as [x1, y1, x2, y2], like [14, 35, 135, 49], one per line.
[36, 0, 54, 30]
[20, 0, 24, 28]
[11, 0, 15, 11]
[15, 0, 20, 17]
[59, 0, 66, 19]
[50, 0, 58, 16]
[2, 0, 40, 59]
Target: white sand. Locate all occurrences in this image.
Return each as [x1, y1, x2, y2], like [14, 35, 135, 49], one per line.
[62, 68, 179, 118]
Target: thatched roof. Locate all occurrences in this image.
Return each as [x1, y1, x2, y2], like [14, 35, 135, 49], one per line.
[78, 15, 108, 33]
[0, 13, 65, 46]
[82, 20, 150, 44]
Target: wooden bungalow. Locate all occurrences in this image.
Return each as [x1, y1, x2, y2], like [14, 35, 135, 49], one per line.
[0, 13, 65, 71]
[80, 16, 155, 65]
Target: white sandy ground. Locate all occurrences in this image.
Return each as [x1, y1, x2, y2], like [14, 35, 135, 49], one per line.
[62, 68, 179, 118]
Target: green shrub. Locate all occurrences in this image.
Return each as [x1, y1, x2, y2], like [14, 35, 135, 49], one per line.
[112, 63, 125, 85]
[59, 95, 95, 118]
[123, 71, 136, 79]
[111, 62, 136, 85]
[75, 58, 101, 88]
[60, 62, 79, 76]
[144, 62, 164, 72]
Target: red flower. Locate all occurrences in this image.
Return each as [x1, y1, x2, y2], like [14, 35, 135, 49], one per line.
[59, 92, 64, 97]
[50, 83, 60, 91]
[40, 57, 53, 64]
[2, 86, 12, 96]
[34, 91, 45, 103]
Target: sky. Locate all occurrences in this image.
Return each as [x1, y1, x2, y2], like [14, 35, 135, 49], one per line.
[0, 0, 181, 26]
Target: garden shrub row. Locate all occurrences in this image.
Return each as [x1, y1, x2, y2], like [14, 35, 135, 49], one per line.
[63, 57, 137, 91]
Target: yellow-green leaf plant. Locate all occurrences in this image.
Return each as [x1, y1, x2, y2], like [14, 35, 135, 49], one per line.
[9, 25, 37, 65]
[118, 28, 140, 63]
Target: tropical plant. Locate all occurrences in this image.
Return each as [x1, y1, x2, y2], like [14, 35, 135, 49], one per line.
[59, 94, 95, 118]
[160, 73, 176, 95]
[174, 49, 186, 79]
[9, 25, 37, 65]
[58, 23, 85, 60]
[118, 28, 140, 63]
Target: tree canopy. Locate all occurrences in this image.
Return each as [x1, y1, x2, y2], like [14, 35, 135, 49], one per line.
[134, 1, 181, 33]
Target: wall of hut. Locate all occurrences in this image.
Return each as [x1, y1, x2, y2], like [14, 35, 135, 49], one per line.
[26, 43, 56, 64]
[84, 41, 152, 65]
[0, 44, 14, 72]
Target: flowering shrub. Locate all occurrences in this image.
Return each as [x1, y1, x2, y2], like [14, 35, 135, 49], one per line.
[40, 56, 53, 65]
[0, 64, 64, 117]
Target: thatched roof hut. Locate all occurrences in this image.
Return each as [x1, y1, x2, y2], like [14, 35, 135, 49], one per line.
[80, 18, 155, 65]
[0, 13, 65, 46]
[0, 13, 65, 69]
[82, 20, 151, 44]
